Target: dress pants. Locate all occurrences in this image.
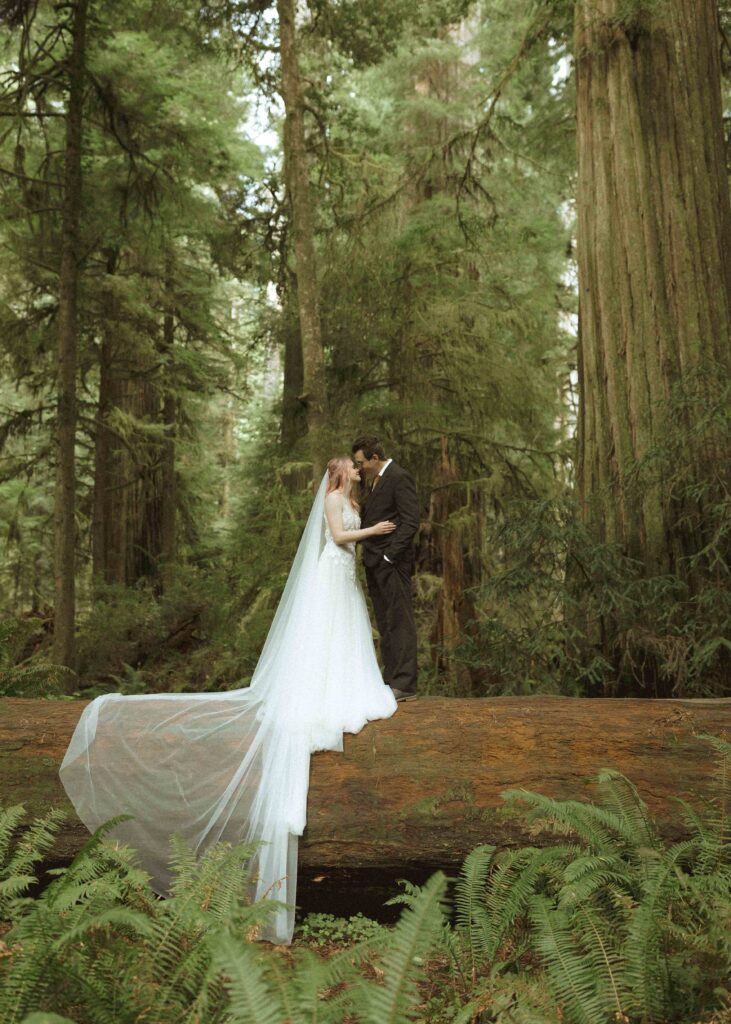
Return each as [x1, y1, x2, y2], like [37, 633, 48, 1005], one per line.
[365, 556, 418, 693]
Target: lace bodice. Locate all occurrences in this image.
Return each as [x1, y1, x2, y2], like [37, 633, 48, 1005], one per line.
[323, 493, 360, 580]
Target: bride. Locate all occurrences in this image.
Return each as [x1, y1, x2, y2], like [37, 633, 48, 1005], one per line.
[59, 456, 400, 945]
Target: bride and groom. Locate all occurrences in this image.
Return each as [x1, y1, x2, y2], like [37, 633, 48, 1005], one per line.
[60, 433, 420, 945]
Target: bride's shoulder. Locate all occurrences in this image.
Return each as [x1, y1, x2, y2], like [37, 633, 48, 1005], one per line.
[324, 490, 346, 512]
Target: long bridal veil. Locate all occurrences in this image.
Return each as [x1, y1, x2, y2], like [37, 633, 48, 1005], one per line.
[60, 471, 333, 945]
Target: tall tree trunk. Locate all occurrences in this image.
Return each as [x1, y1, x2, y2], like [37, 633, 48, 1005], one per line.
[428, 437, 476, 693]
[574, 0, 731, 685]
[219, 395, 234, 518]
[52, 0, 88, 675]
[277, 0, 327, 481]
[280, 298, 307, 452]
[92, 317, 165, 587]
[159, 254, 177, 592]
[91, 249, 117, 588]
[403, 24, 482, 686]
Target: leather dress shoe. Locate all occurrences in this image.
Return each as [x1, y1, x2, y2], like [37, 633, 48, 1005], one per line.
[390, 686, 418, 701]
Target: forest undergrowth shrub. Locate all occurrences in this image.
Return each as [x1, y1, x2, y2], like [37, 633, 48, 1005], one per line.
[0, 802, 450, 1024]
[461, 490, 731, 698]
[72, 562, 264, 696]
[294, 910, 390, 947]
[0, 616, 73, 697]
[1, 735, 729, 1023]
[425, 368, 731, 698]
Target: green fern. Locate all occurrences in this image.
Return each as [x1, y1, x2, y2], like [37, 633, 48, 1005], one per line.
[358, 871, 450, 1024]
[0, 805, 66, 920]
[2, 734, 730, 1024]
[209, 933, 284, 1024]
[528, 893, 615, 1024]
[452, 843, 497, 978]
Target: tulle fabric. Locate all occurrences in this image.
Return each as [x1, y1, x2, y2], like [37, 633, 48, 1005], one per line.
[59, 474, 397, 944]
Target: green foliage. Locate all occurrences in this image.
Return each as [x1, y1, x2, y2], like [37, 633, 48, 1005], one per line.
[379, 734, 731, 1024]
[295, 910, 389, 946]
[461, 374, 731, 697]
[0, 803, 451, 1024]
[0, 618, 74, 697]
[0, 0, 726, 705]
[0, 810, 280, 1024]
[2, 737, 730, 1022]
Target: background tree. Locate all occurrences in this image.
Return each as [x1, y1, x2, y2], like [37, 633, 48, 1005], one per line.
[574, 0, 731, 692]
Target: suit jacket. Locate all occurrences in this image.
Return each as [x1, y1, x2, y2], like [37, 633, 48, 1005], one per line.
[359, 461, 419, 569]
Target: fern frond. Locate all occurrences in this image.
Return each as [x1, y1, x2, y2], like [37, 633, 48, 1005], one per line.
[383, 878, 425, 909]
[559, 853, 633, 907]
[0, 944, 51, 1024]
[621, 852, 679, 1021]
[573, 902, 630, 1019]
[50, 907, 155, 949]
[0, 806, 26, 866]
[501, 788, 633, 852]
[590, 769, 659, 849]
[528, 893, 608, 1024]
[453, 843, 496, 972]
[166, 831, 199, 893]
[1, 806, 65, 880]
[209, 932, 284, 1024]
[286, 947, 344, 1024]
[483, 845, 578, 961]
[359, 871, 449, 1024]
[0, 806, 67, 920]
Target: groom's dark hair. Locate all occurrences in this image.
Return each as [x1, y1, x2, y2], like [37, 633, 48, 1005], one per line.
[351, 434, 386, 460]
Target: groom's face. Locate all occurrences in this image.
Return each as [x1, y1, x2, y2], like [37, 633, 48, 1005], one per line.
[353, 449, 380, 481]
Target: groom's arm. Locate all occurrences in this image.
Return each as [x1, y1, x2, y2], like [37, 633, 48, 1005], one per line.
[384, 471, 419, 561]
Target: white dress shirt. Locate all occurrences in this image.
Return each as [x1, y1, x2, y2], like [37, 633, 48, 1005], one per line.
[377, 459, 394, 562]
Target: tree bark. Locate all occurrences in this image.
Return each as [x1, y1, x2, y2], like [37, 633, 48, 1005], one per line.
[52, 0, 88, 676]
[92, 250, 168, 589]
[428, 437, 477, 693]
[277, 0, 328, 480]
[158, 254, 177, 592]
[279, 299, 307, 453]
[92, 328, 165, 588]
[2, 695, 728, 871]
[574, 1, 731, 574]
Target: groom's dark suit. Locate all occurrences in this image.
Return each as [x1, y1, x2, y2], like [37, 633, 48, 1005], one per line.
[359, 461, 419, 694]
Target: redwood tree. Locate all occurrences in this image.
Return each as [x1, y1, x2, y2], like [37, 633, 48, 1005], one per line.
[574, 1, 731, 640]
[277, 0, 328, 479]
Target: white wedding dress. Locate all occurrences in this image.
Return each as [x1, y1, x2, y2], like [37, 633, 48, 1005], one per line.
[59, 474, 397, 944]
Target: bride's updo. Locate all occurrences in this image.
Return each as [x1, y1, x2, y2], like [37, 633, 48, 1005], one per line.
[326, 456, 359, 511]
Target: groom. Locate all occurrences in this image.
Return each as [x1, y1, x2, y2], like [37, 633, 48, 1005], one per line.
[352, 435, 419, 701]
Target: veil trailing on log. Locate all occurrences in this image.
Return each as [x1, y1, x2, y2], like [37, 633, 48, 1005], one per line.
[60, 471, 332, 945]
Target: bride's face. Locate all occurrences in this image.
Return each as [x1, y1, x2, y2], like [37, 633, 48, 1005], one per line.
[347, 462, 361, 484]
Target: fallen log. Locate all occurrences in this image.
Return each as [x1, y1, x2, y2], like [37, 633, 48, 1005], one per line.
[1, 696, 728, 874]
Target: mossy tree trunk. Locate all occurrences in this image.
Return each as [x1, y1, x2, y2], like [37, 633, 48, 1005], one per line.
[573, 0, 731, 688]
[53, 0, 89, 676]
[277, 0, 327, 481]
[92, 257, 166, 589]
[158, 252, 177, 592]
[280, 296, 307, 453]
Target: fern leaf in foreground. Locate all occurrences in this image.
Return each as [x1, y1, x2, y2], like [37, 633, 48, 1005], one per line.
[359, 871, 449, 1024]
[209, 932, 284, 1024]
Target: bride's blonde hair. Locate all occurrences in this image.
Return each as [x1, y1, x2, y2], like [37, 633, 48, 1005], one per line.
[326, 456, 359, 511]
